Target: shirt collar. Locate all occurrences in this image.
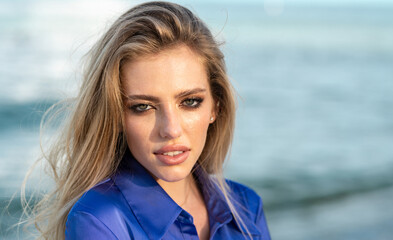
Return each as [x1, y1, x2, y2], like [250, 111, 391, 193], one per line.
[113, 151, 182, 239]
[193, 165, 233, 224]
[193, 165, 261, 237]
[113, 150, 260, 238]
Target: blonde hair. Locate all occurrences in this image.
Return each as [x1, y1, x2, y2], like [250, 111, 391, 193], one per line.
[22, 1, 252, 239]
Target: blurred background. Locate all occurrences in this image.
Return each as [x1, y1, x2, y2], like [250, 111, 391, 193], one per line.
[1, 0, 393, 239]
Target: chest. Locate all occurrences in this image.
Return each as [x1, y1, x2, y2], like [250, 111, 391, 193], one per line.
[160, 217, 253, 240]
[117, 210, 254, 240]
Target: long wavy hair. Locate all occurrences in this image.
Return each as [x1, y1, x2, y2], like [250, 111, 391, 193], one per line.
[22, 1, 251, 239]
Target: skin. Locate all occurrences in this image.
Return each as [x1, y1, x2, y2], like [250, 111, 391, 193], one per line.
[121, 44, 216, 240]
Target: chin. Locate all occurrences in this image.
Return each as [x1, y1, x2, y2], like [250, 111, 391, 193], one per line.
[155, 166, 192, 183]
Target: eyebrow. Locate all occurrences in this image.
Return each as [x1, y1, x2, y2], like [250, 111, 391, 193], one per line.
[175, 88, 206, 99]
[127, 88, 207, 102]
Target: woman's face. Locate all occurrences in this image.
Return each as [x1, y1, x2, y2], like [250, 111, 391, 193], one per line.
[122, 45, 216, 184]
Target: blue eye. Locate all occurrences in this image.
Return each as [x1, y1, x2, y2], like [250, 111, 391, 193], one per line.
[130, 104, 153, 113]
[182, 98, 203, 108]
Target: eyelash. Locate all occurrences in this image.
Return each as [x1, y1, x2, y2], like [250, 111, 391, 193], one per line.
[129, 104, 153, 113]
[182, 97, 204, 108]
[129, 97, 204, 114]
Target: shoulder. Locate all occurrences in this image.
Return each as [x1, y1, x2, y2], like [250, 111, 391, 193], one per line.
[226, 179, 262, 206]
[225, 179, 263, 221]
[225, 179, 271, 239]
[65, 178, 132, 239]
[68, 178, 126, 219]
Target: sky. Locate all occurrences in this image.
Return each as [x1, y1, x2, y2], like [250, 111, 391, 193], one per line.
[198, 0, 393, 4]
[181, 0, 393, 6]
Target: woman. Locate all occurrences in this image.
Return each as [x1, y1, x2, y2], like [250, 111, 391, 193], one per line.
[26, 1, 270, 239]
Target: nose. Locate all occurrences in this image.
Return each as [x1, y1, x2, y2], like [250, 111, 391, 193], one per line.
[159, 107, 182, 139]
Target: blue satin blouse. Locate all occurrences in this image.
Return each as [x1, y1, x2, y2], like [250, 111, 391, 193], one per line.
[65, 152, 271, 239]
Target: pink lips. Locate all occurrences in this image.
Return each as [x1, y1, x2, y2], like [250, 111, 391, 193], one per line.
[154, 145, 190, 165]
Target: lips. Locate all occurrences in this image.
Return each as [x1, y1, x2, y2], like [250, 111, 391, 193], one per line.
[154, 145, 190, 165]
[154, 145, 190, 155]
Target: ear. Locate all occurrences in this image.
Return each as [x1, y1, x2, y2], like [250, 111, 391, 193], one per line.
[210, 101, 219, 123]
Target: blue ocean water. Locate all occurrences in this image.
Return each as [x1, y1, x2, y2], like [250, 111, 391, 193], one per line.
[1, 1, 393, 239]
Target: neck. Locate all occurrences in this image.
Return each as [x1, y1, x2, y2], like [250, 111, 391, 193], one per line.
[157, 172, 210, 240]
[156, 174, 198, 207]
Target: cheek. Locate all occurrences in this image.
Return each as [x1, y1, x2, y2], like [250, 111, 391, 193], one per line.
[124, 117, 152, 151]
[183, 110, 211, 138]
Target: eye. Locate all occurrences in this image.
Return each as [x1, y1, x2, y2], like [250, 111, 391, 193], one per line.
[130, 104, 153, 113]
[181, 97, 203, 108]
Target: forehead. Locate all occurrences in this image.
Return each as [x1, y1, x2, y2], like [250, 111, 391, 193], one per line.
[121, 45, 210, 95]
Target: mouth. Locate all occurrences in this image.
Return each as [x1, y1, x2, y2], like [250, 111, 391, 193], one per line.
[154, 145, 191, 165]
[154, 144, 190, 155]
[162, 151, 184, 157]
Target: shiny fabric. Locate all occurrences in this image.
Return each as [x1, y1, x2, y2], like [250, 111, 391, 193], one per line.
[65, 152, 271, 240]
